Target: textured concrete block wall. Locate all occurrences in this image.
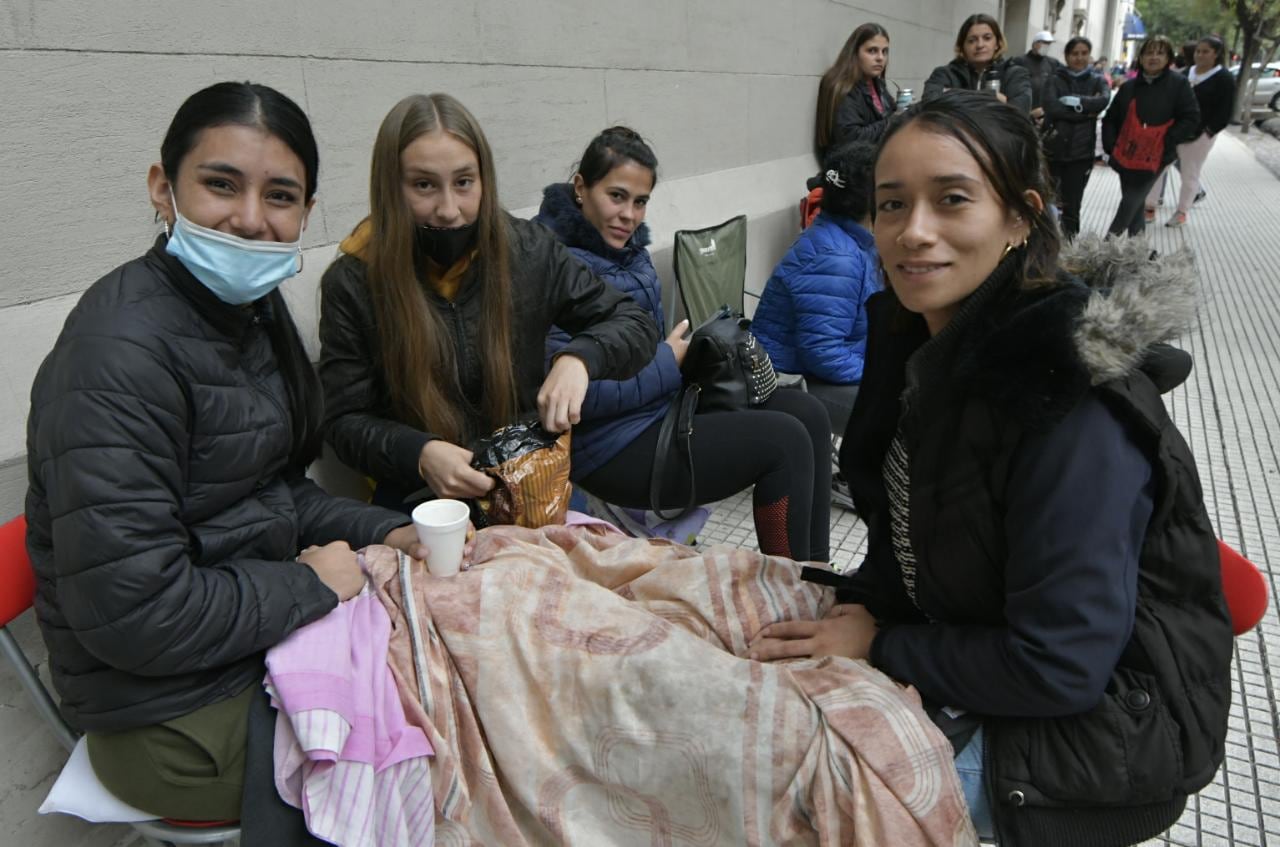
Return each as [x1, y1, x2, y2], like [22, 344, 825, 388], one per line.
[0, 2, 990, 843]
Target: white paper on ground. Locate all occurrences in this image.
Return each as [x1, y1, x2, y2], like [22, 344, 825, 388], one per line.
[38, 736, 158, 823]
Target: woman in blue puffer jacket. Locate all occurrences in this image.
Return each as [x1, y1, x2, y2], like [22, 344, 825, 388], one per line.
[753, 141, 880, 433]
[536, 127, 832, 562]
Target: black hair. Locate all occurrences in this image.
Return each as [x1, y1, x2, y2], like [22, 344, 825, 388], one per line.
[160, 81, 323, 468]
[1198, 35, 1226, 67]
[1064, 36, 1092, 55]
[161, 81, 320, 203]
[820, 140, 877, 221]
[876, 91, 1061, 286]
[574, 126, 659, 187]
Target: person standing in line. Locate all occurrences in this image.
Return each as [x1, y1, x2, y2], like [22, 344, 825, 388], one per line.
[1011, 30, 1063, 122]
[1102, 35, 1199, 237]
[535, 128, 834, 562]
[1044, 36, 1112, 238]
[1146, 35, 1235, 228]
[924, 14, 1032, 115]
[814, 23, 897, 159]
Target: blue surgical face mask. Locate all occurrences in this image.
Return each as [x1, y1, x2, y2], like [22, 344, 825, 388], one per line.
[164, 196, 303, 305]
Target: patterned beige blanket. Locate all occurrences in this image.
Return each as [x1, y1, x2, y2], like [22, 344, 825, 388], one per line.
[364, 526, 975, 847]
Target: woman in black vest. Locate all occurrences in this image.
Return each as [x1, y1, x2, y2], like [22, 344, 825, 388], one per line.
[749, 91, 1232, 846]
[1102, 35, 1199, 236]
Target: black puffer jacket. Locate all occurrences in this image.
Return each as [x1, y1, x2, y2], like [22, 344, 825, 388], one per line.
[1043, 66, 1111, 162]
[25, 239, 407, 732]
[923, 56, 1032, 114]
[319, 214, 659, 498]
[1010, 50, 1062, 108]
[1103, 68, 1200, 170]
[825, 239, 1231, 846]
[830, 77, 898, 151]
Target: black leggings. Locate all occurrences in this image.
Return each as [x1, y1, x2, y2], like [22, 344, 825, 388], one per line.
[580, 388, 831, 562]
[1108, 168, 1161, 237]
[1049, 158, 1094, 239]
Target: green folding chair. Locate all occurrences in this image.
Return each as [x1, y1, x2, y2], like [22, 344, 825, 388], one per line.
[673, 214, 748, 327]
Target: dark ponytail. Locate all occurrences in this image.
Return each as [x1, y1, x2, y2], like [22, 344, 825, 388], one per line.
[574, 126, 659, 186]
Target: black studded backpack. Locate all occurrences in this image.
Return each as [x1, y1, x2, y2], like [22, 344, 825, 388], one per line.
[649, 306, 778, 520]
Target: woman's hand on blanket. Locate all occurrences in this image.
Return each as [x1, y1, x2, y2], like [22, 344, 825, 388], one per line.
[298, 541, 365, 601]
[538, 354, 589, 433]
[747, 604, 878, 662]
[384, 523, 478, 568]
[419, 440, 495, 499]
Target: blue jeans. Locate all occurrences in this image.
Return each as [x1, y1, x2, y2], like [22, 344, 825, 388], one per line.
[955, 727, 995, 841]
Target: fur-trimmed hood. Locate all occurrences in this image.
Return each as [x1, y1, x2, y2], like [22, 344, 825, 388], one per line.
[913, 235, 1198, 430]
[1064, 235, 1198, 384]
[533, 182, 651, 265]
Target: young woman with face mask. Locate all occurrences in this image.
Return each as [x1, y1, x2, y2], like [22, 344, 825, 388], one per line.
[1144, 35, 1234, 227]
[1043, 36, 1111, 239]
[318, 95, 658, 513]
[923, 14, 1032, 114]
[25, 82, 426, 822]
[533, 127, 833, 561]
[1102, 35, 1200, 237]
[814, 23, 896, 158]
[748, 91, 1231, 845]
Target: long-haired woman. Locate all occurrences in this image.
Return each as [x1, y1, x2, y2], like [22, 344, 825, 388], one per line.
[319, 94, 658, 512]
[814, 23, 896, 158]
[1102, 35, 1199, 236]
[749, 91, 1231, 844]
[535, 127, 833, 561]
[923, 14, 1031, 114]
[26, 82, 425, 822]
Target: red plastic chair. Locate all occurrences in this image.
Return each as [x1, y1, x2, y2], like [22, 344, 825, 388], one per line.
[1219, 540, 1269, 635]
[0, 515, 239, 846]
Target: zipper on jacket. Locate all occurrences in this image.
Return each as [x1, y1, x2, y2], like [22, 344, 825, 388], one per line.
[984, 723, 1015, 846]
[446, 301, 469, 392]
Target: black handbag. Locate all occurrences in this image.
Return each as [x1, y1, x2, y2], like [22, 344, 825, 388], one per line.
[649, 306, 778, 520]
[682, 305, 779, 411]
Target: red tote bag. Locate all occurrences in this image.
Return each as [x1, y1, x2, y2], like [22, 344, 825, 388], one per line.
[1111, 98, 1173, 172]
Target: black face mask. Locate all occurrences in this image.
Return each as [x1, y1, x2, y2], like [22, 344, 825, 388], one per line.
[415, 222, 477, 268]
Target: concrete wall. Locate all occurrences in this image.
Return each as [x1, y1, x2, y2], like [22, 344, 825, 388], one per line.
[0, 1, 989, 843]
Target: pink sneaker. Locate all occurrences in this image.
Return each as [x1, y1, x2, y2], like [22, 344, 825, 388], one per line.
[1144, 207, 1156, 224]
[1165, 212, 1187, 228]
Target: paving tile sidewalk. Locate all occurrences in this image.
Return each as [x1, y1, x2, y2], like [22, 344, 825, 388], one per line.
[703, 129, 1280, 846]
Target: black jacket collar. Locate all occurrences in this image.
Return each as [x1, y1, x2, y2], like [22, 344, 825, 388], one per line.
[146, 235, 265, 341]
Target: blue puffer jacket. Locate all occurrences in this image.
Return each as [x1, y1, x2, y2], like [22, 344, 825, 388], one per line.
[535, 182, 681, 479]
[751, 212, 880, 384]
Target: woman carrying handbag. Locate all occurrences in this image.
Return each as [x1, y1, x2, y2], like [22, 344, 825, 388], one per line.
[1102, 35, 1199, 237]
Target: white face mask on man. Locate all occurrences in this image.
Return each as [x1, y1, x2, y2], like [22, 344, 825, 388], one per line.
[164, 196, 303, 305]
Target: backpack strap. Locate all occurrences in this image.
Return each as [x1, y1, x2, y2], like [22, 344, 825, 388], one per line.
[650, 385, 701, 521]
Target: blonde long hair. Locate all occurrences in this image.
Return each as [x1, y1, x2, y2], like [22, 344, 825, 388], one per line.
[362, 93, 516, 444]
